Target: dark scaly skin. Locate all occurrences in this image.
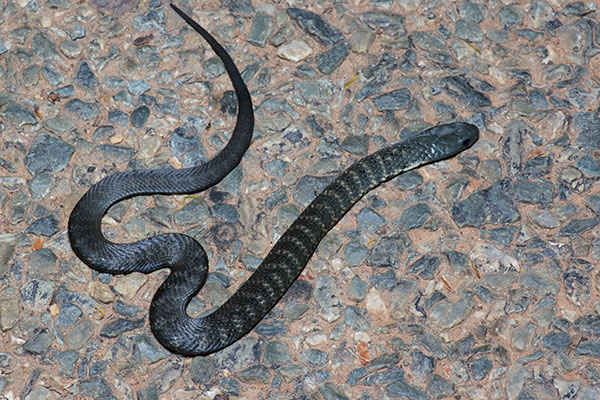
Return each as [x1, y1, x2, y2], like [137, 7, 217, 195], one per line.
[68, 4, 480, 355]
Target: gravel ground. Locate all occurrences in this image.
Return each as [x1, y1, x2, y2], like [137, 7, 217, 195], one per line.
[1, 0, 600, 399]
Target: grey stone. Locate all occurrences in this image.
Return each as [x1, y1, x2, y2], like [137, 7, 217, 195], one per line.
[345, 305, 370, 330]
[25, 132, 74, 174]
[514, 179, 554, 203]
[27, 248, 58, 278]
[65, 98, 100, 120]
[286, 8, 345, 46]
[0, 296, 19, 330]
[136, 385, 158, 400]
[78, 377, 116, 400]
[574, 313, 600, 337]
[441, 75, 491, 108]
[188, 356, 215, 385]
[541, 331, 571, 353]
[54, 349, 79, 377]
[455, 20, 484, 42]
[409, 350, 434, 383]
[100, 318, 144, 338]
[127, 79, 150, 95]
[577, 154, 600, 176]
[248, 13, 273, 47]
[74, 60, 98, 88]
[130, 105, 150, 128]
[469, 356, 492, 381]
[412, 31, 447, 53]
[264, 340, 290, 366]
[133, 334, 169, 363]
[573, 112, 600, 149]
[300, 348, 328, 366]
[57, 304, 82, 328]
[386, 380, 428, 400]
[343, 242, 367, 267]
[316, 40, 350, 75]
[32, 32, 60, 61]
[511, 322, 536, 351]
[367, 234, 408, 267]
[575, 340, 600, 358]
[319, 382, 349, 400]
[407, 256, 441, 280]
[426, 374, 455, 399]
[498, 5, 523, 29]
[211, 337, 261, 371]
[23, 329, 52, 355]
[356, 207, 385, 233]
[396, 203, 431, 230]
[225, 0, 254, 15]
[20, 279, 56, 310]
[26, 216, 60, 237]
[359, 11, 406, 37]
[235, 365, 271, 384]
[65, 320, 95, 349]
[60, 39, 82, 58]
[451, 179, 520, 227]
[294, 175, 333, 207]
[314, 276, 343, 322]
[22, 65, 40, 88]
[0, 102, 37, 126]
[506, 364, 530, 400]
[372, 88, 411, 111]
[430, 297, 473, 329]
[558, 218, 599, 237]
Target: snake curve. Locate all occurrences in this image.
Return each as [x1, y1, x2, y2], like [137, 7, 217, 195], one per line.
[68, 3, 480, 356]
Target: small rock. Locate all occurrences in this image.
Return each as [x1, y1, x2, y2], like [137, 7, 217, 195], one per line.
[23, 329, 52, 355]
[372, 88, 411, 111]
[277, 39, 312, 62]
[286, 8, 345, 46]
[88, 281, 115, 304]
[113, 273, 147, 299]
[0, 296, 19, 330]
[1, 102, 37, 127]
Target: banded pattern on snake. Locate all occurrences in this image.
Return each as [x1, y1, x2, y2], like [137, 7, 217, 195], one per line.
[68, 3, 479, 355]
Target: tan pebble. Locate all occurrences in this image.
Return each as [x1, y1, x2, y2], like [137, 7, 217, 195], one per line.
[89, 281, 115, 303]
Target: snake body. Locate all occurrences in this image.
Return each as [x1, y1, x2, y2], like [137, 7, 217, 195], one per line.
[68, 4, 479, 355]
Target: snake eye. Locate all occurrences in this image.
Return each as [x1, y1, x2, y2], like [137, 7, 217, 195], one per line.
[462, 138, 472, 147]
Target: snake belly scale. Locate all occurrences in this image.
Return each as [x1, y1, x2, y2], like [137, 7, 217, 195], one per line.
[68, 3, 479, 356]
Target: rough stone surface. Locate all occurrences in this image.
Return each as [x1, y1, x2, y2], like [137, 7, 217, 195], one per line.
[2, 2, 600, 399]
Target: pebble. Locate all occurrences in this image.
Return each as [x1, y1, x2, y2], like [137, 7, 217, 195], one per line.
[0, 102, 37, 126]
[113, 272, 147, 299]
[371, 88, 411, 111]
[316, 40, 350, 74]
[286, 8, 345, 47]
[359, 11, 406, 37]
[277, 39, 312, 62]
[452, 179, 520, 227]
[74, 60, 97, 89]
[65, 98, 100, 120]
[248, 13, 274, 48]
[56, 303, 83, 328]
[100, 318, 145, 338]
[24, 132, 74, 174]
[430, 296, 473, 330]
[130, 105, 150, 128]
[0, 296, 19, 330]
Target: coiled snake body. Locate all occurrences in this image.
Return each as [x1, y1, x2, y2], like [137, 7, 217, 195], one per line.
[68, 4, 479, 355]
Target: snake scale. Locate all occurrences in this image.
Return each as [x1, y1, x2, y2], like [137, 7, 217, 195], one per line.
[68, 3, 479, 355]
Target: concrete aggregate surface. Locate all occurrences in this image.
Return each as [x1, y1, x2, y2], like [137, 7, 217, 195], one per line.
[1, 0, 600, 399]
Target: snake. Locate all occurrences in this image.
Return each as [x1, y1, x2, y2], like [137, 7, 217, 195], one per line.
[68, 3, 479, 356]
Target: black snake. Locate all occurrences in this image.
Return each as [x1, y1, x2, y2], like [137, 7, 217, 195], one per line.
[68, 3, 479, 355]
